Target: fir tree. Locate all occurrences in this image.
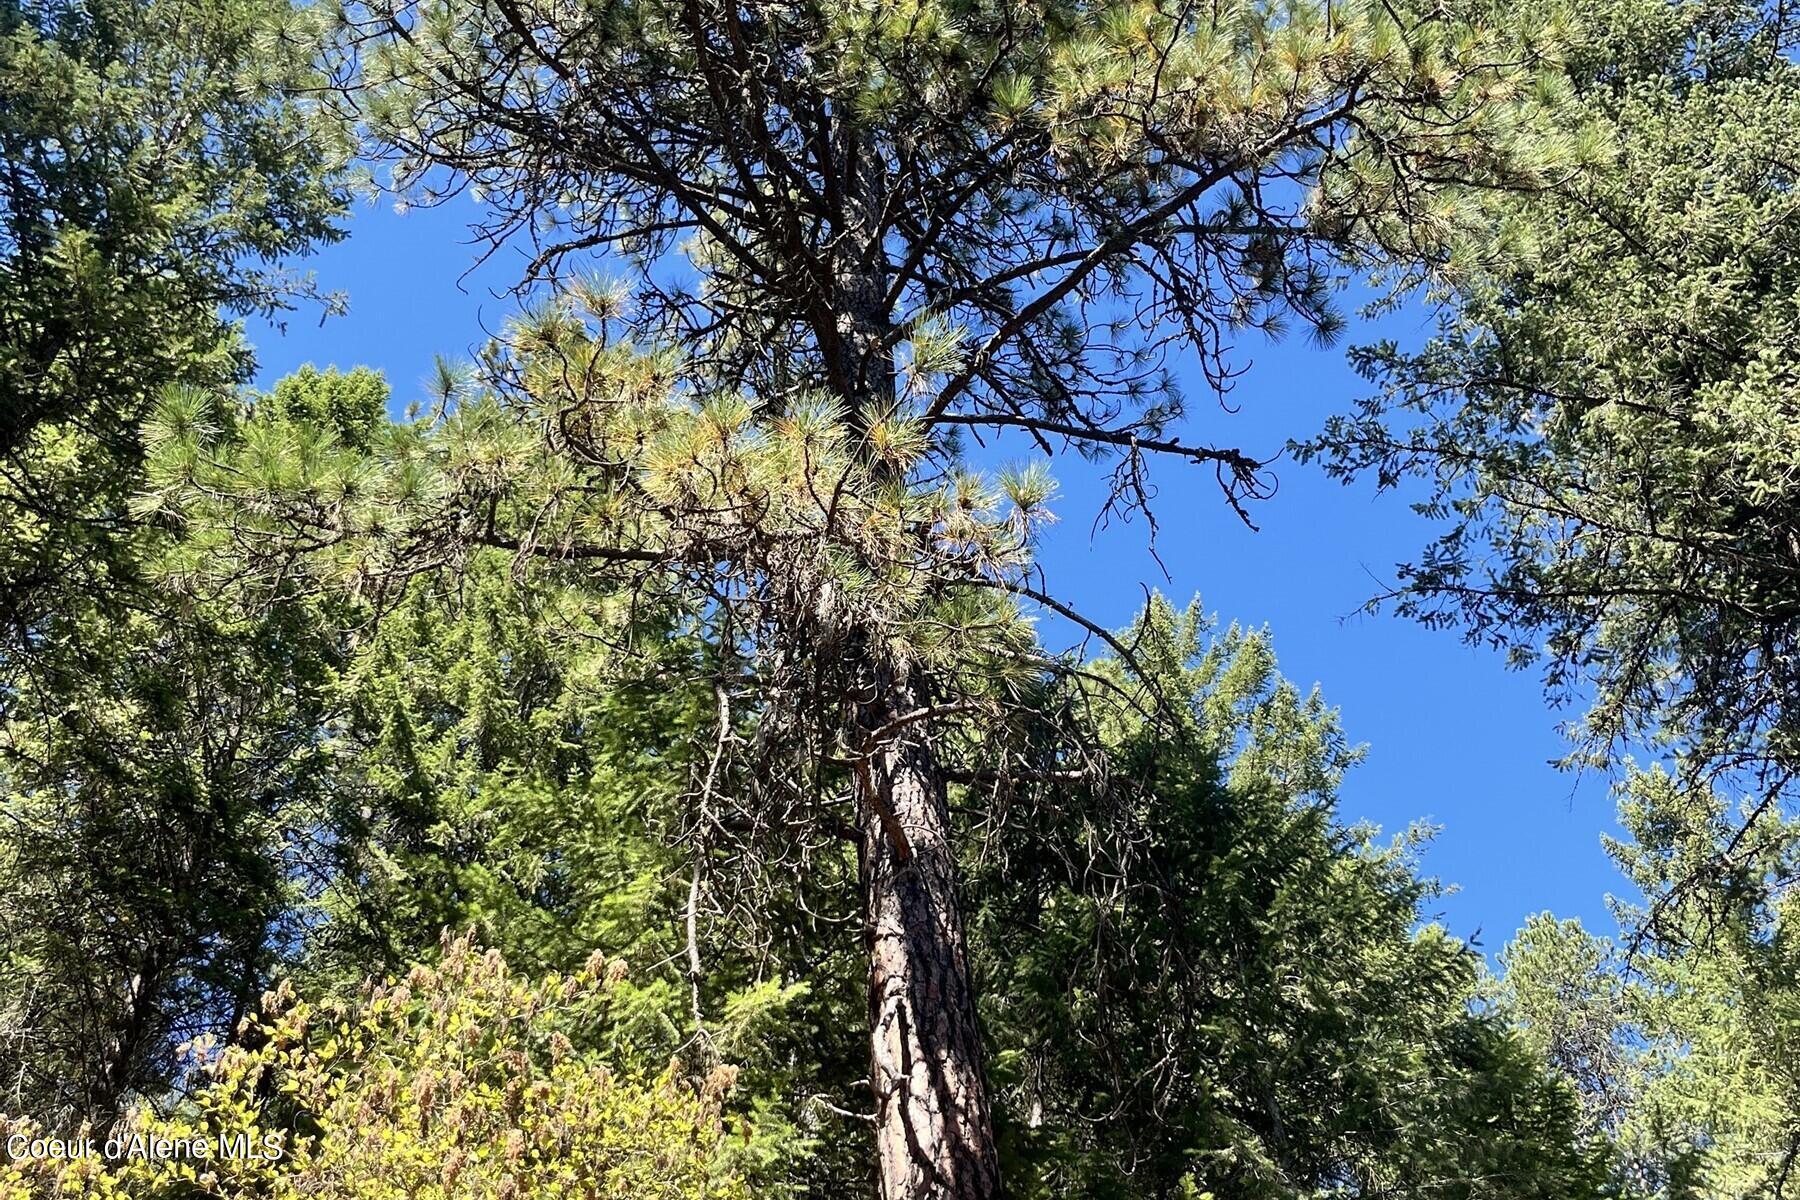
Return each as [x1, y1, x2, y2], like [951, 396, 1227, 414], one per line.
[1301, 0, 1800, 882]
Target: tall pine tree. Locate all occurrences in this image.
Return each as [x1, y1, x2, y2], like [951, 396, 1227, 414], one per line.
[152, 0, 1583, 1190]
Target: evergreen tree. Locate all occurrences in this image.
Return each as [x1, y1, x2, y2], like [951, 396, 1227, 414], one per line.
[0, 0, 349, 639]
[0, 533, 353, 1132]
[142, 369, 1602, 1196]
[972, 598, 1605, 1198]
[0, 0, 350, 1121]
[1301, 0, 1800, 870]
[0, 372, 372, 1133]
[279, 1, 1578, 1190]
[309, 549, 850, 1193]
[1499, 769, 1800, 1198]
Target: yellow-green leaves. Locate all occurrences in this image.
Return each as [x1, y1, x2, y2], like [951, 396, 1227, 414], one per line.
[0, 936, 749, 1200]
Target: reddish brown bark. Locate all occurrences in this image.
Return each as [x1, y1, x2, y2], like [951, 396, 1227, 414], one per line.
[857, 680, 1001, 1200]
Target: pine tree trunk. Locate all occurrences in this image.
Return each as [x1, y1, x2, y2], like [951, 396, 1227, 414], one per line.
[831, 120, 999, 1198]
[857, 673, 1001, 1200]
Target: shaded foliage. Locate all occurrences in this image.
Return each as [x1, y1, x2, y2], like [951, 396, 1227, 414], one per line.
[971, 599, 1605, 1199]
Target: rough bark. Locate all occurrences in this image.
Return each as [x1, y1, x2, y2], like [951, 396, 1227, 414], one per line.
[829, 119, 999, 1198]
[856, 673, 1001, 1200]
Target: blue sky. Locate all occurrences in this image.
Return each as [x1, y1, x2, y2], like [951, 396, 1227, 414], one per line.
[250, 198, 1627, 959]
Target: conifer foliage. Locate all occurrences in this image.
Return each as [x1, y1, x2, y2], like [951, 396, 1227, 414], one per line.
[273, 1, 1582, 1192]
[1302, 0, 1800, 863]
[0, 0, 349, 639]
[11, 0, 1781, 1194]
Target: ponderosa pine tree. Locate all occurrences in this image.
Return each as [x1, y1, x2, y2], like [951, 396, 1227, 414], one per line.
[165, 2, 1591, 1194]
[152, 1, 1585, 1190]
[148, 414, 1600, 1198]
[147, 356, 1607, 1199]
[339, 579, 1611, 1197]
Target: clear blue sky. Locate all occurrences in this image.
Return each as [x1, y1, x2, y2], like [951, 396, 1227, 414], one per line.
[249, 198, 1627, 959]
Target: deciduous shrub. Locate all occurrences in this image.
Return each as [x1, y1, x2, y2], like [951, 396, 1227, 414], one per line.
[1, 934, 748, 1199]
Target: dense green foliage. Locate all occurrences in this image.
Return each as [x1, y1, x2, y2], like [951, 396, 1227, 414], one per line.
[3, 0, 1799, 1194]
[0, 0, 348, 634]
[972, 600, 1605, 1199]
[0, 373, 369, 1130]
[306, 0, 1594, 1191]
[0, 0, 349, 1132]
[116, 367, 1603, 1194]
[0, 568, 348, 1130]
[0, 935, 751, 1199]
[1303, 0, 1800, 833]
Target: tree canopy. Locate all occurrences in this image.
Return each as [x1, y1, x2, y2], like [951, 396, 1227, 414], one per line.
[1302, 0, 1800, 866]
[0, 0, 350, 638]
[4, 0, 1798, 1196]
